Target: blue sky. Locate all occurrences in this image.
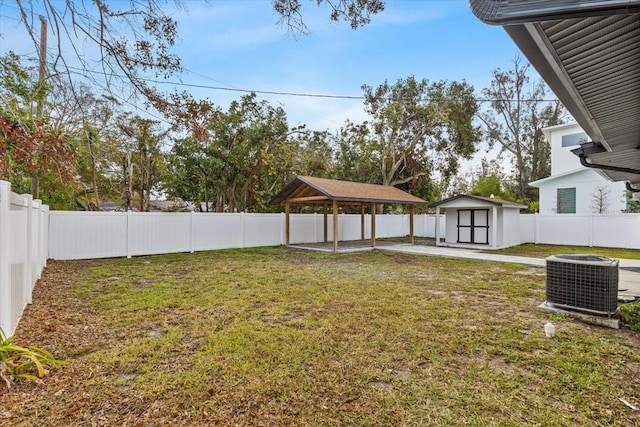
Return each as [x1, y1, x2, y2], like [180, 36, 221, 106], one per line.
[168, 0, 527, 131]
[0, 0, 530, 135]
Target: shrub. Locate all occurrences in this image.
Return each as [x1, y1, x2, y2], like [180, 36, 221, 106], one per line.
[0, 327, 66, 389]
[620, 301, 640, 331]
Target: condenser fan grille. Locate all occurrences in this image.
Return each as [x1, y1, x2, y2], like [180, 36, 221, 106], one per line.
[546, 254, 618, 315]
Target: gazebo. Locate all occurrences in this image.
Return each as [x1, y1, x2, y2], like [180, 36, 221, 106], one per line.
[270, 176, 428, 252]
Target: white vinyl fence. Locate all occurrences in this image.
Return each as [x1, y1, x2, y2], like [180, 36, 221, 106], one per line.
[5, 174, 640, 337]
[524, 213, 640, 249]
[0, 181, 49, 336]
[44, 211, 640, 262]
[48, 211, 445, 260]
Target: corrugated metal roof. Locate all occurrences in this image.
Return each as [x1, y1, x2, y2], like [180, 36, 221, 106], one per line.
[270, 176, 428, 206]
[470, 0, 640, 185]
[470, 0, 640, 25]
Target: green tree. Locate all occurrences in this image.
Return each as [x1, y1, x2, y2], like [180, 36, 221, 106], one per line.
[117, 115, 168, 211]
[0, 52, 76, 206]
[334, 121, 380, 184]
[292, 130, 335, 178]
[480, 56, 565, 202]
[335, 76, 480, 201]
[624, 191, 640, 213]
[470, 175, 513, 200]
[174, 94, 303, 213]
[167, 137, 221, 212]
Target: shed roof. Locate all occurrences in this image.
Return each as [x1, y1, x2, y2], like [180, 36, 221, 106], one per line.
[428, 194, 527, 209]
[270, 175, 428, 206]
[470, 0, 640, 185]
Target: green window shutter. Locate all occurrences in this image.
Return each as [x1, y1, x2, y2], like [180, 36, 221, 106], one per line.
[557, 188, 576, 213]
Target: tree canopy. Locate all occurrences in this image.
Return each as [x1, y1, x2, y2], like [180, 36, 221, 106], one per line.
[335, 76, 480, 201]
[479, 56, 566, 203]
[0, 3, 572, 212]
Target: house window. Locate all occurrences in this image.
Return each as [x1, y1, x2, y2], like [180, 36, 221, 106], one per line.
[561, 132, 588, 147]
[557, 188, 576, 213]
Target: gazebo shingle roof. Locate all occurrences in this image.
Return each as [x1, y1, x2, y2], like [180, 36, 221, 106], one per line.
[270, 176, 428, 206]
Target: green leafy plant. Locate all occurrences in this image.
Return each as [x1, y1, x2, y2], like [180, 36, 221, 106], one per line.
[620, 301, 640, 331]
[0, 327, 66, 389]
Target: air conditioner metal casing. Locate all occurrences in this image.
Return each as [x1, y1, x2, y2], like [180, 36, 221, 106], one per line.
[545, 254, 619, 315]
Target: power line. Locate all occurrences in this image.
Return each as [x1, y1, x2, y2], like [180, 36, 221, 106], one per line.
[64, 69, 174, 126]
[62, 65, 561, 103]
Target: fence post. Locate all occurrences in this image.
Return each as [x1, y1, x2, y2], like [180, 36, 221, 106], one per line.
[24, 194, 33, 305]
[240, 212, 245, 248]
[42, 204, 49, 269]
[0, 181, 12, 334]
[534, 213, 539, 244]
[126, 210, 132, 258]
[589, 214, 594, 247]
[281, 212, 285, 246]
[189, 210, 195, 253]
[32, 199, 41, 282]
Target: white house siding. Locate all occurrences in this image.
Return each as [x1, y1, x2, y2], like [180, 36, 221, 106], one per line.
[545, 123, 589, 175]
[532, 123, 627, 214]
[534, 168, 626, 214]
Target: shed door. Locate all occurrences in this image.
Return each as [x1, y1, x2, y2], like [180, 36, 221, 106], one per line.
[457, 209, 489, 244]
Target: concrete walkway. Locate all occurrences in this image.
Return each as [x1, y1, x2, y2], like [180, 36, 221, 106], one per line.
[379, 243, 640, 296]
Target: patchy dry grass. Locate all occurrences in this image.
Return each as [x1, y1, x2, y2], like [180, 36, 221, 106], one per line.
[490, 243, 640, 260]
[2, 247, 639, 426]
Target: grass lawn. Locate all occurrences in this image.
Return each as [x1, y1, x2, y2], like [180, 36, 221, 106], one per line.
[490, 243, 640, 260]
[2, 247, 639, 426]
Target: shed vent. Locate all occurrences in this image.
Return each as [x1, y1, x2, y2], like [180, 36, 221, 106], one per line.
[545, 254, 618, 315]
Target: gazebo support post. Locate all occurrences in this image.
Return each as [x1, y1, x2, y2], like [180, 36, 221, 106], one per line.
[285, 202, 290, 246]
[360, 205, 365, 240]
[323, 203, 328, 243]
[332, 200, 338, 252]
[409, 205, 415, 244]
[370, 203, 376, 248]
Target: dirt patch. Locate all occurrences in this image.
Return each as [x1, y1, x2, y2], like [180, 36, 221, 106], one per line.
[513, 268, 545, 277]
[392, 254, 420, 264]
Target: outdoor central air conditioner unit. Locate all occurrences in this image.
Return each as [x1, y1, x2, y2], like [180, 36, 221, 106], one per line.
[545, 254, 619, 316]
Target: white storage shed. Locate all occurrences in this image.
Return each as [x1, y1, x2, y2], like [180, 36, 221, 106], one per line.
[429, 195, 527, 250]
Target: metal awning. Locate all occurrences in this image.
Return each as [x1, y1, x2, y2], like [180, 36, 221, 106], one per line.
[470, 0, 640, 184]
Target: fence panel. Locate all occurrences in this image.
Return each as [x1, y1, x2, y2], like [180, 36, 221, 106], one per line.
[0, 180, 49, 335]
[9, 193, 28, 336]
[414, 215, 444, 238]
[518, 213, 640, 249]
[519, 214, 536, 244]
[592, 214, 640, 249]
[289, 214, 323, 244]
[243, 214, 283, 247]
[340, 214, 363, 241]
[192, 213, 242, 250]
[49, 212, 128, 260]
[129, 212, 191, 256]
[532, 214, 591, 246]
